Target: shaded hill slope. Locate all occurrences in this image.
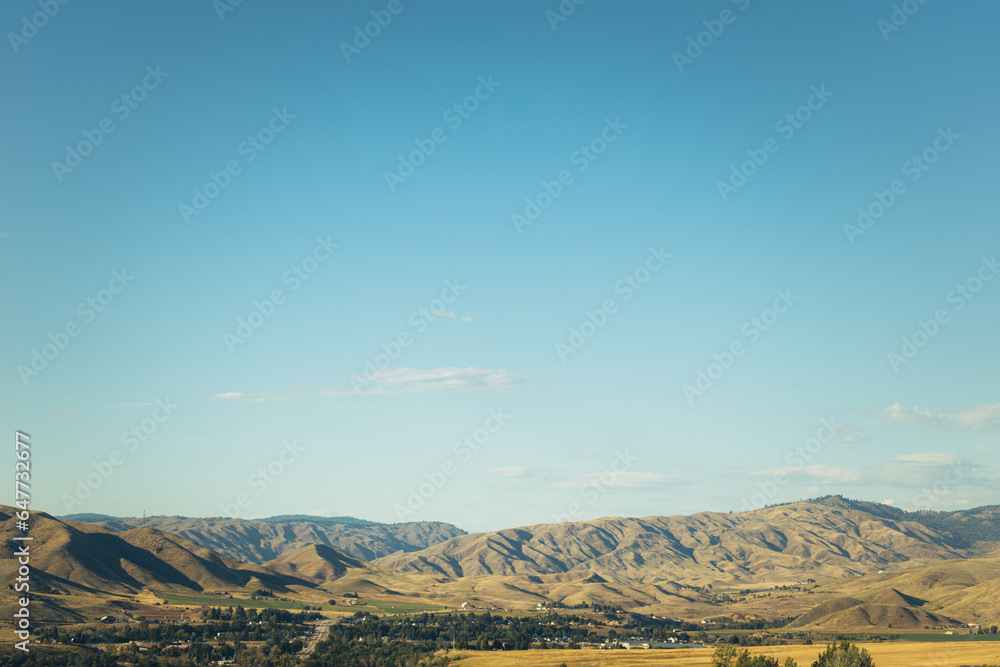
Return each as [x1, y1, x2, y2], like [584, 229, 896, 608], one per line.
[62, 514, 466, 563]
[0, 506, 315, 595]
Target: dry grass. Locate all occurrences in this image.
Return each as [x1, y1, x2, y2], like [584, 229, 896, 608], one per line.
[445, 642, 1000, 666]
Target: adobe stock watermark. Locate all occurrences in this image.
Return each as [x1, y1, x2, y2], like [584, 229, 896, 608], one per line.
[887, 255, 997, 372]
[545, 0, 587, 31]
[219, 439, 306, 517]
[739, 417, 840, 511]
[223, 236, 339, 352]
[393, 408, 510, 520]
[556, 246, 671, 362]
[7, 0, 72, 54]
[349, 278, 466, 393]
[179, 106, 295, 224]
[51, 66, 169, 183]
[61, 398, 179, 512]
[911, 458, 971, 509]
[551, 449, 638, 523]
[511, 117, 627, 233]
[340, 0, 413, 63]
[17, 269, 134, 386]
[213, 0, 244, 21]
[384, 75, 501, 192]
[878, 0, 929, 41]
[717, 85, 833, 202]
[673, 0, 752, 73]
[683, 288, 798, 404]
[843, 126, 959, 244]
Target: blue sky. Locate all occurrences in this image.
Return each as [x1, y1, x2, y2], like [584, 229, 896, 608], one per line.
[2, 0, 998, 533]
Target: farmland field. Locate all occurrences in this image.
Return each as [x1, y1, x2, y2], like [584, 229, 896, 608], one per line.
[443, 642, 1000, 666]
[895, 633, 1000, 642]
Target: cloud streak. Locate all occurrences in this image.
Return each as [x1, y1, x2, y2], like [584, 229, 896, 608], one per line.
[558, 471, 676, 489]
[213, 366, 522, 402]
[880, 402, 1000, 431]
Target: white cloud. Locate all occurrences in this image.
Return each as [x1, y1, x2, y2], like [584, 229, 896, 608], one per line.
[558, 471, 675, 489]
[211, 391, 288, 403]
[894, 452, 961, 465]
[881, 402, 1000, 431]
[339, 367, 521, 397]
[308, 509, 334, 517]
[213, 367, 522, 402]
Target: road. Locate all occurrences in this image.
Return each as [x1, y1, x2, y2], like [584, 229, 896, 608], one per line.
[299, 617, 337, 658]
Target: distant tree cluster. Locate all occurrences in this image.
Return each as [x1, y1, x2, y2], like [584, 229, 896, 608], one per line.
[712, 641, 876, 667]
[712, 645, 798, 667]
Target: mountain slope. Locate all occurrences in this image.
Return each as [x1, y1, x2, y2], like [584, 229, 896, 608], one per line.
[62, 514, 466, 564]
[0, 507, 315, 595]
[375, 502, 965, 584]
[807, 496, 1000, 553]
[265, 544, 370, 581]
[805, 553, 1000, 626]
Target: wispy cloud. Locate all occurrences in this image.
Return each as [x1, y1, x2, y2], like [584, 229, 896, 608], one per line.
[894, 452, 961, 465]
[338, 367, 521, 397]
[751, 464, 863, 484]
[749, 454, 1000, 504]
[485, 466, 529, 478]
[881, 402, 1000, 431]
[307, 509, 335, 517]
[212, 366, 522, 402]
[558, 471, 675, 489]
[212, 391, 289, 403]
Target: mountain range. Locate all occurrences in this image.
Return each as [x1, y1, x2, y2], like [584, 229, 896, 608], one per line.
[60, 513, 466, 563]
[6, 496, 997, 631]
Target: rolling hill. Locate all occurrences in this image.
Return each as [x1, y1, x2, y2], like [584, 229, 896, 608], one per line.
[61, 513, 466, 563]
[0, 507, 315, 596]
[374, 501, 966, 585]
[804, 496, 1000, 554]
[794, 553, 1000, 627]
[265, 543, 371, 581]
[13, 499, 999, 631]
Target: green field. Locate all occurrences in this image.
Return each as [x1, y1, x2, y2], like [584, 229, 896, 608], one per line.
[157, 593, 443, 615]
[159, 593, 316, 611]
[350, 599, 447, 614]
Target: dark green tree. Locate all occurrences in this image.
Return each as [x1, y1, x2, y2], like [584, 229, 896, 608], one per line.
[811, 641, 876, 667]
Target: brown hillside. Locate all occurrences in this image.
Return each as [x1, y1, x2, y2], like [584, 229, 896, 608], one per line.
[265, 544, 369, 581]
[803, 602, 957, 630]
[787, 596, 865, 627]
[376, 502, 964, 585]
[72, 514, 465, 563]
[0, 507, 314, 595]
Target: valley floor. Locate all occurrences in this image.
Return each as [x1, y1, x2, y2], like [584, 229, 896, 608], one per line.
[446, 642, 1000, 666]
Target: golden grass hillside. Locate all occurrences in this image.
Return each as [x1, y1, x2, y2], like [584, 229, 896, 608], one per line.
[444, 642, 1000, 667]
[375, 501, 964, 586]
